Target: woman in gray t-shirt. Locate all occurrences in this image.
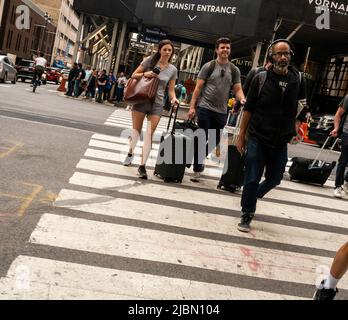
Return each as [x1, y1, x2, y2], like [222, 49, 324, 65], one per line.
[123, 39, 178, 180]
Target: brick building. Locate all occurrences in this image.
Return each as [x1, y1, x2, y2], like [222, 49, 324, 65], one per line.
[0, 0, 56, 63]
[32, 0, 80, 67]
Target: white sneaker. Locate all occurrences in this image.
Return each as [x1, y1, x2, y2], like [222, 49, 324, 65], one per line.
[343, 182, 348, 194]
[123, 154, 134, 166]
[334, 187, 343, 198]
[191, 172, 201, 183]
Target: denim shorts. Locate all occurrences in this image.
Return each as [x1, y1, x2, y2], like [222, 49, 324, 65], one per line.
[132, 102, 163, 116]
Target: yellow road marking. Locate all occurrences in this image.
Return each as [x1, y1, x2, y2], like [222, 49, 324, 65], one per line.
[18, 183, 43, 217]
[0, 140, 24, 159]
[0, 193, 25, 200]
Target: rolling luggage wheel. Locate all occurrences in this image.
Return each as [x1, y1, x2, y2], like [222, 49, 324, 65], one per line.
[217, 184, 222, 190]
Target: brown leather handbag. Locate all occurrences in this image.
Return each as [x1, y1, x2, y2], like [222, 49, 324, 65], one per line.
[124, 76, 160, 104]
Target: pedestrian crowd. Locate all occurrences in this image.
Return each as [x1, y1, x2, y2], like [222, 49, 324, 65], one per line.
[65, 62, 128, 104]
[62, 37, 348, 300]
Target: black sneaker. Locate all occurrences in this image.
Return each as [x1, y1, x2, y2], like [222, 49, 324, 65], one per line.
[313, 280, 338, 300]
[138, 166, 148, 180]
[237, 213, 254, 233]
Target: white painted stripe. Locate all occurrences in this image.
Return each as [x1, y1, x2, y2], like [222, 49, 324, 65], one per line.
[55, 188, 348, 253]
[92, 134, 151, 147]
[29, 214, 344, 290]
[69, 172, 139, 189]
[108, 115, 169, 126]
[280, 180, 336, 196]
[84, 148, 222, 175]
[263, 187, 347, 211]
[76, 159, 218, 189]
[68, 171, 348, 229]
[107, 117, 169, 129]
[74, 158, 319, 203]
[89, 139, 160, 153]
[88, 138, 222, 169]
[0, 256, 304, 300]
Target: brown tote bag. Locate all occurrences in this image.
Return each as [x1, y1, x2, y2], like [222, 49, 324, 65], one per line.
[124, 76, 160, 104]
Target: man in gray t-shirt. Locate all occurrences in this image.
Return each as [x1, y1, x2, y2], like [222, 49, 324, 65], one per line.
[188, 37, 246, 182]
[331, 95, 348, 198]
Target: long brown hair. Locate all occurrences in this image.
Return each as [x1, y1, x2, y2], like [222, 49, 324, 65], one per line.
[150, 39, 175, 69]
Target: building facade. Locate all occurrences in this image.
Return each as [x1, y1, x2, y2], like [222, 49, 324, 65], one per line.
[33, 0, 80, 67]
[0, 0, 56, 63]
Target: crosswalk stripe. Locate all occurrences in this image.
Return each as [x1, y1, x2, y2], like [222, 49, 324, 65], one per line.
[54, 188, 346, 253]
[68, 171, 348, 229]
[83, 148, 226, 178]
[107, 117, 169, 130]
[0, 256, 304, 300]
[29, 213, 348, 290]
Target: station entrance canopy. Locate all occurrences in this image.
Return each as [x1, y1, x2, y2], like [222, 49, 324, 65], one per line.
[74, 0, 348, 51]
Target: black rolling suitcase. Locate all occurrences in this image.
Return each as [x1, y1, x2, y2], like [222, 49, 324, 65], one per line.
[289, 136, 338, 186]
[154, 104, 194, 183]
[218, 110, 245, 192]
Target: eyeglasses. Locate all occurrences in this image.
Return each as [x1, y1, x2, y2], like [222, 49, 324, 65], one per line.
[220, 69, 226, 77]
[272, 51, 291, 58]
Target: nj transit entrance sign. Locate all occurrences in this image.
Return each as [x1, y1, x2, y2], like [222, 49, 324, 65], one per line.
[136, 0, 263, 36]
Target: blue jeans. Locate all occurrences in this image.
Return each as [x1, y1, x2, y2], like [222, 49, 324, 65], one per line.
[116, 87, 124, 102]
[66, 80, 75, 96]
[241, 138, 288, 215]
[74, 79, 81, 97]
[335, 133, 348, 187]
[193, 107, 227, 172]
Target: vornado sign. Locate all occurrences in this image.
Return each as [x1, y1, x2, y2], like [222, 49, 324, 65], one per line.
[308, 0, 348, 15]
[136, 0, 263, 36]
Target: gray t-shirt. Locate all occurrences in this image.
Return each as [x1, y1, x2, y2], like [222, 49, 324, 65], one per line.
[198, 61, 241, 114]
[342, 95, 348, 134]
[141, 56, 178, 107]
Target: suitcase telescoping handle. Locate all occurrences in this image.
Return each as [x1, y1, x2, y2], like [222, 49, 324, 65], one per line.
[226, 108, 244, 145]
[167, 102, 180, 134]
[310, 136, 339, 168]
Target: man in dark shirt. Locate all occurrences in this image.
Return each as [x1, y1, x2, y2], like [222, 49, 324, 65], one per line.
[66, 63, 78, 97]
[96, 70, 108, 103]
[74, 63, 86, 98]
[236, 39, 307, 233]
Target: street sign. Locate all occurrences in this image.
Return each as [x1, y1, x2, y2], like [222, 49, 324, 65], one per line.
[143, 27, 167, 44]
[136, 0, 263, 36]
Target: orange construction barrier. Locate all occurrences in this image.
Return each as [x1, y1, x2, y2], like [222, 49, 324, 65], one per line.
[302, 122, 317, 145]
[57, 77, 67, 92]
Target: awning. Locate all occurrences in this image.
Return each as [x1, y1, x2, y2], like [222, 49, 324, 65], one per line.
[74, 0, 348, 55]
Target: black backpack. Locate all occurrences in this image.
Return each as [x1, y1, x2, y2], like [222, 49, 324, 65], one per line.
[338, 97, 348, 136]
[175, 84, 183, 99]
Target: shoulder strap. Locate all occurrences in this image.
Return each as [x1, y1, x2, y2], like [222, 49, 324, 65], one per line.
[229, 62, 236, 74]
[206, 60, 217, 81]
[257, 71, 268, 98]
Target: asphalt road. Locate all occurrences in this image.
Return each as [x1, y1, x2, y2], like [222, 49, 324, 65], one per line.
[0, 82, 119, 277]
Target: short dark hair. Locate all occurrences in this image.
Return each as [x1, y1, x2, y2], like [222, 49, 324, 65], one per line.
[78, 63, 82, 68]
[216, 37, 231, 49]
[39, 52, 44, 57]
